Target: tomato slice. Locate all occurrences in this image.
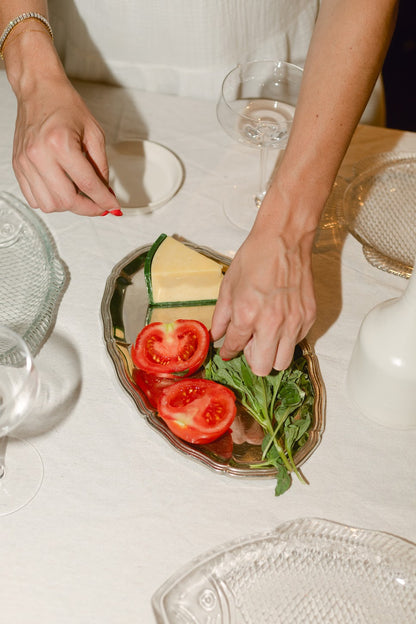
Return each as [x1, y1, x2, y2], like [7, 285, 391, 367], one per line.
[157, 378, 236, 444]
[131, 319, 210, 378]
[132, 368, 177, 409]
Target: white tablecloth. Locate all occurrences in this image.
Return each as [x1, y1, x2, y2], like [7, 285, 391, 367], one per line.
[1, 70, 415, 623]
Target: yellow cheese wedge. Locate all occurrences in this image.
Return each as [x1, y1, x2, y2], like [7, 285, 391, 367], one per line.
[147, 304, 216, 330]
[149, 236, 223, 304]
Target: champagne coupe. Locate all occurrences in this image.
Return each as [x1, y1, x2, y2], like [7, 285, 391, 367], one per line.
[217, 60, 303, 230]
[0, 325, 43, 515]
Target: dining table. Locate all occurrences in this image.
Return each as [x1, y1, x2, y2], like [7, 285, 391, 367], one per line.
[0, 68, 415, 624]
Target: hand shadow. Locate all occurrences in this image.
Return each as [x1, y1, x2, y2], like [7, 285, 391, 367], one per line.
[308, 179, 348, 348]
[308, 129, 406, 348]
[13, 331, 82, 439]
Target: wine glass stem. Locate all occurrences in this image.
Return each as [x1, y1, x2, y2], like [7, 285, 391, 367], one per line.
[0, 436, 7, 479]
[255, 146, 270, 208]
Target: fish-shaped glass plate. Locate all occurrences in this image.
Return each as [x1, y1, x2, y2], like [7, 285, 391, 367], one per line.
[101, 238, 325, 477]
[152, 517, 416, 624]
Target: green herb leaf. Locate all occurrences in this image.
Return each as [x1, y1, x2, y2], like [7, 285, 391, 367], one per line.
[204, 350, 314, 496]
[274, 463, 292, 496]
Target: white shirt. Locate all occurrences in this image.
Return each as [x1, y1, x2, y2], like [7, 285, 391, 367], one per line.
[48, 0, 384, 124]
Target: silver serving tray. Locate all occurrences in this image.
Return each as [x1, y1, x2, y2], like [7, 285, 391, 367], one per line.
[101, 238, 326, 477]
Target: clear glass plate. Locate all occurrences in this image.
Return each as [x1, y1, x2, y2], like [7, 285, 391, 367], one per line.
[0, 192, 68, 355]
[342, 152, 416, 278]
[152, 517, 416, 624]
[101, 238, 325, 478]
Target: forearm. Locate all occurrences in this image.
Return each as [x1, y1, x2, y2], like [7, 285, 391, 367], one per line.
[1, 1, 66, 96]
[266, 0, 398, 231]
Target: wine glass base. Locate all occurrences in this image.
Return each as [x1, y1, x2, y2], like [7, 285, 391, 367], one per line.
[0, 436, 44, 516]
[222, 183, 260, 231]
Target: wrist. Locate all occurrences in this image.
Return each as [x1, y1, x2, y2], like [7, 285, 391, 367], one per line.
[256, 169, 329, 236]
[3, 26, 63, 97]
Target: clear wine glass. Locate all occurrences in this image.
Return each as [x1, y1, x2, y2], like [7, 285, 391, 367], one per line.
[217, 60, 303, 230]
[0, 325, 43, 515]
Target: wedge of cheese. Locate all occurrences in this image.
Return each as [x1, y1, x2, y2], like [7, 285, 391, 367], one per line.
[146, 304, 216, 330]
[145, 234, 223, 305]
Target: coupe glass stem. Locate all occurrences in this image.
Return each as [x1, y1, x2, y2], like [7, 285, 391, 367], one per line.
[0, 436, 7, 479]
[255, 145, 270, 208]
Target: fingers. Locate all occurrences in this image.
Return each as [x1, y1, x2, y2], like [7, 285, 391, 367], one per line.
[210, 284, 231, 342]
[273, 335, 299, 372]
[219, 320, 253, 362]
[213, 253, 316, 376]
[14, 129, 120, 217]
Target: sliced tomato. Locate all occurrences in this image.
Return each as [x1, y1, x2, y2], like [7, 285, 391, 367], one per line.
[131, 319, 210, 378]
[132, 368, 177, 408]
[157, 378, 236, 444]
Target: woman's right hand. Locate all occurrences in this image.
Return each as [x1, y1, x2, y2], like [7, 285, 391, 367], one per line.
[4, 27, 120, 216]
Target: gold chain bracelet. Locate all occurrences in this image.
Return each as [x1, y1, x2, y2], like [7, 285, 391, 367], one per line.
[0, 12, 53, 59]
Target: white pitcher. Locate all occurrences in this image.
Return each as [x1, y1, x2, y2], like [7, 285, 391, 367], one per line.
[347, 263, 416, 429]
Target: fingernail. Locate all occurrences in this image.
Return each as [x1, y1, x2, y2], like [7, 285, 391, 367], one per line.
[100, 211, 109, 216]
[110, 209, 123, 216]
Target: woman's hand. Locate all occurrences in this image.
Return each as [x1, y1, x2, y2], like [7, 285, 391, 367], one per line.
[211, 186, 318, 376]
[12, 75, 120, 216]
[4, 28, 120, 216]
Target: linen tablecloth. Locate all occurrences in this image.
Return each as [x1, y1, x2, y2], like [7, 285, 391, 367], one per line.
[0, 70, 415, 623]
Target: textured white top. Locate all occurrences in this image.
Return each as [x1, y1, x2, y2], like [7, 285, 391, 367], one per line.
[49, 0, 320, 98]
[48, 0, 384, 123]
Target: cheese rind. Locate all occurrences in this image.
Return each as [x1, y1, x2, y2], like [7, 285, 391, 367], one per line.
[146, 235, 223, 304]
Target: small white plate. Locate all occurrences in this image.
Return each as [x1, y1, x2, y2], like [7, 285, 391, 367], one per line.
[107, 139, 184, 213]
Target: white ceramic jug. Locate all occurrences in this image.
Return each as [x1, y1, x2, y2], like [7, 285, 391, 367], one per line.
[347, 264, 416, 429]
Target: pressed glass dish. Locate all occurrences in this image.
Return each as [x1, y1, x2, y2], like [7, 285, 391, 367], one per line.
[152, 517, 416, 624]
[101, 237, 325, 479]
[341, 152, 416, 278]
[0, 192, 67, 355]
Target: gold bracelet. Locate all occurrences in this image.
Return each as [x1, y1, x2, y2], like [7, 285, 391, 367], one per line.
[0, 12, 53, 59]
[1, 27, 53, 58]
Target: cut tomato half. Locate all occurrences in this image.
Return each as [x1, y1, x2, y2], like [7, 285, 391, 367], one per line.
[157, 378, 236, 444]
[131, 319, 210, 378]
[132, 368, 177, 409]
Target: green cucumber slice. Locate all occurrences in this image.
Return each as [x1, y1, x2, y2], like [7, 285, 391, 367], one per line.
[144, 233, 167, 305]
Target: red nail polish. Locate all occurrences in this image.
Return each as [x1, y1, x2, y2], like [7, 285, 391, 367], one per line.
[110, 209, 123, 216]
[100, 211, 109, 216]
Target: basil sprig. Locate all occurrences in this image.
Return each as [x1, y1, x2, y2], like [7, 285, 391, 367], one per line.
[204, 351, 314, 496]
